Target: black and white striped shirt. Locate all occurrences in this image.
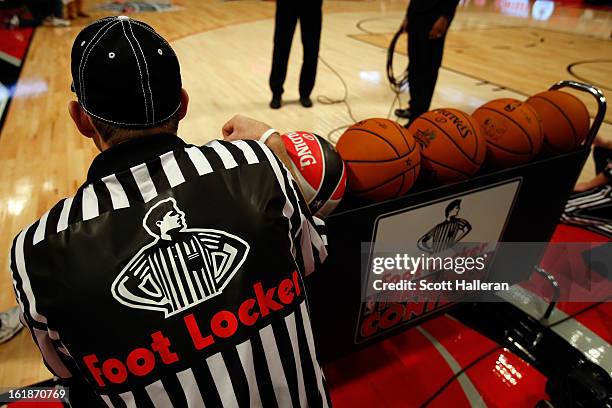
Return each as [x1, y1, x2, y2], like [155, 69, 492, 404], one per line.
[562, 184, 612, 238]
[417, 217, 471, 254]
[10, 134, 330, 407]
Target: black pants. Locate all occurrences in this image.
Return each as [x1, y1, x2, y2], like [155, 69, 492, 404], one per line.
[22, 0, 62, 25]
[407, 14, 450, 118]
[269, 0, 322, 98]
[594, 146, 612, 180]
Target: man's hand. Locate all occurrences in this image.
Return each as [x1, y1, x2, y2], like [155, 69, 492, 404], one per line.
[400, 17, 408, 33]
[574, 173, 608, 192]
[594, 134, 612, 150]
[222, 114, 271, 142]
[429, 16, 449, 39]
[221, 115, 301, 188]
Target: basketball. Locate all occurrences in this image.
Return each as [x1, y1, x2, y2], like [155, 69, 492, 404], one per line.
[281, 131, 347, 216]
[472, 98, 544, 168]
[407, 108, 486, 184]
[335, 118, 420, 201]
[526, 90, 590, 154]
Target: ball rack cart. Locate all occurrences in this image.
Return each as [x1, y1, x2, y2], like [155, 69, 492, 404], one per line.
[306, 80, 607, 363]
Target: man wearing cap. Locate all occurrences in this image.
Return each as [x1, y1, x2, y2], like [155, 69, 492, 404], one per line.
[10, 16, 331, 407]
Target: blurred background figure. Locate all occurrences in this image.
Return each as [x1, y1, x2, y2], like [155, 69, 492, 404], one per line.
[269, 0, 323, 109]
[395, 0, 459, 123]
[5, 0, 70, 27]
[5, 0, 70, 29]
[562, 135, 612, 238]
[575, 135, 612, 192]
[66, 0, 88, 20]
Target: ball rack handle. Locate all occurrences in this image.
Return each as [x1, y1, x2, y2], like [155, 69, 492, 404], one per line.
[548, 80, 607, 148]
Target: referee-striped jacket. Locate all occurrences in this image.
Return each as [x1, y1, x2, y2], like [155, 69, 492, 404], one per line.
[9, 133, 331, 407]
[562, 184, 612, 238]
[417, 217, 471, 254]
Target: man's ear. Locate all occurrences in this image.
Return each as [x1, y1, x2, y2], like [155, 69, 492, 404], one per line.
[178, 88, 189, 121]
[68, 101, 97, 139]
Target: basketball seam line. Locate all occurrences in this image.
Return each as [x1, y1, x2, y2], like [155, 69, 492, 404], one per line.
[349, 161, 421, 174]
[352, 171, 406, 194]
[394, 173, 406, 198]
[313, 135, 343, 206]
[485, 138, 532, 155]
[530, 95, 579, 146]
[344, 128, 401, 157]
[478, 106, 536, 153]
[328, 165, 346, 201]
[543, 138, 561, 154]
[418, 116, 482, 166]
[458, 111, 481, 161]
[422, 154, 472, 177]
[313, 135, 326, 197]
[391, 120, 414, 152]
[344, 150, 418, 164]
[487, 140, 533, 156]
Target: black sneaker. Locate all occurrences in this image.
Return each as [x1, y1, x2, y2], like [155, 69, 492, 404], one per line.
[300, 96, 313, 108]
[394, 108, 412, 119]
[270, 95, 282, 109]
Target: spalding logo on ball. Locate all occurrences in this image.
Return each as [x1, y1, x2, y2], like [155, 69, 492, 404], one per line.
[281, 131, 347, 217]
[407, 108, 485, 184]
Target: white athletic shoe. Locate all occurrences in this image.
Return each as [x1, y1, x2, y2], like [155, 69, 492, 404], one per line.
[0, 306, 24, 344]
[8, 15, 20, 29]
[43, 17, 71, 27]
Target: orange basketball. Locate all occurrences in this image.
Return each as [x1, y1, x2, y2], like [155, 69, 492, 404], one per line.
[336, 118, 420, 201]
[407, 108, 486, 184]
[526, 90, 590, 154]
[472, 98, 544, 168]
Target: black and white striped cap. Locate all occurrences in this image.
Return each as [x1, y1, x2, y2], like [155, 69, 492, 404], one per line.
[70, 16, 182, 128]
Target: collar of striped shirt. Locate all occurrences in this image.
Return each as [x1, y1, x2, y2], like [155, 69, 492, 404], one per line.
[87, 133, 186, 182]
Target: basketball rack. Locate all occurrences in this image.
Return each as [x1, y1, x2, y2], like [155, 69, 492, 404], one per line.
[306, 81, 607, 363]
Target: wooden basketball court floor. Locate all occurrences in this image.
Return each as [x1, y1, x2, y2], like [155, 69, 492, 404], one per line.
[0, 0, 610, 388]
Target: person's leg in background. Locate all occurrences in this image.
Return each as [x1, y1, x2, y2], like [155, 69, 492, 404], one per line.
[297, 0, 322, 107]
[575, 136, 612, 192]
[41, 0, 70, 26]
[67, 0, 89, 20]
[20, 0, 52, 26]
[406, 18, 433, 121]
[417, 23, 448, 119]
[8, 0, 42, 27]
[398, 10, 454, 124]
[67, 0, 75, 19]
[8, 0, 68, 28]
[52, 0, 63, 18]
[75, 0, 89, 17]
[0, 306, 23, 344]
[269, 0, 299, 109]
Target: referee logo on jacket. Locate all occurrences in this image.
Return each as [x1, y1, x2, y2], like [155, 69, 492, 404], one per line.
[112, 197, 249, 317]
[417, 199, 472, 254]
